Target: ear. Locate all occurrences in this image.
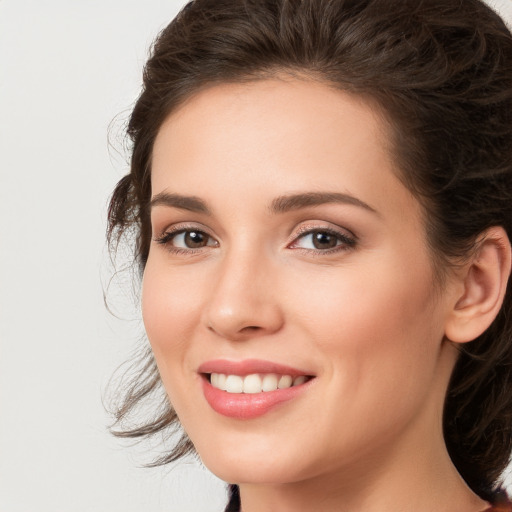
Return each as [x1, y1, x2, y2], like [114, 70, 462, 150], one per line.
[444, 226, 511, 344]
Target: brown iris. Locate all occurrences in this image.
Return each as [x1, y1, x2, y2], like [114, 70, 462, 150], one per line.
[184, 231, 209, 248]
[311, 231, 338, 249]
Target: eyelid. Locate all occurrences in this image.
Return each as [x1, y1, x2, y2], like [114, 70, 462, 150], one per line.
[153, 221, 214, 240]
[293, 221, 355, 239]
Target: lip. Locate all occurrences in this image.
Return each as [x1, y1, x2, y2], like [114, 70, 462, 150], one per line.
[198, 359, 315, 419]
[197, 358, 313, 377]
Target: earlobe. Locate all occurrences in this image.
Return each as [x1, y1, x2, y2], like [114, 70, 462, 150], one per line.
[445, 226, 511, 344]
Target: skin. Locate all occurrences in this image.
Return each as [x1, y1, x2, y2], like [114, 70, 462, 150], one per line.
[143, 78, 493, 512]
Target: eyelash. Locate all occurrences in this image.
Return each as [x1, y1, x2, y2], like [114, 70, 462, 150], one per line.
[154, 225, 217, 255]
[289, 225, 356, 255]
[153, 224, 356, 256]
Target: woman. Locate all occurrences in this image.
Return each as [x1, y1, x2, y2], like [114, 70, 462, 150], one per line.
[107, 0, 512, 510]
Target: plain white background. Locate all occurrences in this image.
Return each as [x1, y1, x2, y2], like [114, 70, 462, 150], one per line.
[1, 1, 511, 511]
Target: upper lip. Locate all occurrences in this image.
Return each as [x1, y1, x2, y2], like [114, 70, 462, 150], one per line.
[197, 359, 314, 377]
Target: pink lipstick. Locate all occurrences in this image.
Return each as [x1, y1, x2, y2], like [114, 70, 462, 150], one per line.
[198, 359, 314, 419]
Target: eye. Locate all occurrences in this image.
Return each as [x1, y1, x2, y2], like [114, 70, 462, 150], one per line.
[290, 228, 356, 252]
[173, 230, 214, 249]
[155, 228, 218, 251]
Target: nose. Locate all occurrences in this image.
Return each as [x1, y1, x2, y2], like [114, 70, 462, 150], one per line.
[202, 249, 284, 341]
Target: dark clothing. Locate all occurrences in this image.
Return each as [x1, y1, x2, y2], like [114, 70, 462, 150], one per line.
[224, 484, 240, 512]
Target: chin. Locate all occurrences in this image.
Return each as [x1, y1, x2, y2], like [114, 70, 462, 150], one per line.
[206, 461, 301, 486]
[196, 441, 319, 486]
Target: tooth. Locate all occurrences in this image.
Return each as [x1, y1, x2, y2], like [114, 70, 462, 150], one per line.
[278, 375, 293, 389]
[293, 376, 307, 386]
[262, 374, 278, 392]
[225, 375, 244, 393]
[243, 374, 262, 394]
[217, 373, 227, 391]
[211, 373, 303, 393]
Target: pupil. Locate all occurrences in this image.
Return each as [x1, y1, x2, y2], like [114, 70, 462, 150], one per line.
[313, 231, 337, 249]
[185, 231, 206, 248]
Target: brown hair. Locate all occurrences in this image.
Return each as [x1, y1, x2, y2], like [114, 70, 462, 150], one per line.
[107, 0, 512, 503]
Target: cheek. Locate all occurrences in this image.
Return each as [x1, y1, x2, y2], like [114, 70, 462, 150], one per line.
[278, 259, 444, 465]
[140, 260, 213, 427]
[286, 254, 442, 401]
[141, 260, 203, 374]
[291, 258, 437, 342]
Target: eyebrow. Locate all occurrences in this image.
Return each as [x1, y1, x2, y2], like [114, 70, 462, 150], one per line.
[150, 192, 211, 214]
[149, 191, 378, 216]
[270, 192, 378, 215]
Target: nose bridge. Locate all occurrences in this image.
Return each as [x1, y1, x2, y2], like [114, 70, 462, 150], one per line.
[203, 241, 283, 340]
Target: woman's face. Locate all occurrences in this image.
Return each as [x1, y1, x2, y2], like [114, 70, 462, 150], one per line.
[144, 78, 458, 485]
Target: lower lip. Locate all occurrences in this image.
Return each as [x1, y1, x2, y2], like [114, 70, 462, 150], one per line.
[201, 377, 313, 419]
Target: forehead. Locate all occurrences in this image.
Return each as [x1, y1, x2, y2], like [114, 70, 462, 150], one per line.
[154, 77, 387, 140]
[151, 78, 421, 226]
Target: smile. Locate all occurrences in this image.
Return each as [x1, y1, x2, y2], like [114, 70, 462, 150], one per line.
[209, 373, 310, 393]
[198, 359, 315, 419]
